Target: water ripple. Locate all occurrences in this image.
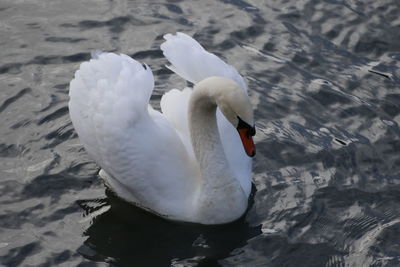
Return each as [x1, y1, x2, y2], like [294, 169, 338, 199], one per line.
[0, 0, 399, 266]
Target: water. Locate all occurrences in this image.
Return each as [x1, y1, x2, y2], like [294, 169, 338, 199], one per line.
[1, 0, 400, 266]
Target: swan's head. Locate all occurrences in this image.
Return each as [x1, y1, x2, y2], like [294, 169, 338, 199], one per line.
[198, 77, 256, 157]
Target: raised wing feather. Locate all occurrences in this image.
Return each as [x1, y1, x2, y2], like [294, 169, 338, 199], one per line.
[69, 53, 197, 219]
[161, 32, 248, 92]
[160, 33, 252, 196]
[160, 87, 194, 159]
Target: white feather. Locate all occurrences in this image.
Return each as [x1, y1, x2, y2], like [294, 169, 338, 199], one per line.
[69, 33, 254, 224]
[69, 53, 197, 220]
[161, 32, 248, 92]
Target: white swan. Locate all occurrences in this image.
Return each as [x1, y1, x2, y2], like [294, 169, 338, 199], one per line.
[68, 32, 256, 224]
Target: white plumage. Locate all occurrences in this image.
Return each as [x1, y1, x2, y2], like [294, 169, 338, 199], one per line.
[69, 32, 254, 224]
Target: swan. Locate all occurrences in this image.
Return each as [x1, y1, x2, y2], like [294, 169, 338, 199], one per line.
[68, 32, 256, 224]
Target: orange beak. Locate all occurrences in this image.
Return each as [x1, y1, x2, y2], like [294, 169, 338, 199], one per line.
[238, 128, 256, 157]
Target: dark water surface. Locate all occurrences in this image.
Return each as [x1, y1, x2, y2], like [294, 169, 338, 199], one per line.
[1, 0, 400, 266]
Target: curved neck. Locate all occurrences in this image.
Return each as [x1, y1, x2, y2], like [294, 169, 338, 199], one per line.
[188, 79, 242, 191]
[187, 77, 248, 224]
[189, 89, 230, 186]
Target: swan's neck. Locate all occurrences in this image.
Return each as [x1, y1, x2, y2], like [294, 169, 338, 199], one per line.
[188, 78, 247, 224]
[189, 92, 229, 185]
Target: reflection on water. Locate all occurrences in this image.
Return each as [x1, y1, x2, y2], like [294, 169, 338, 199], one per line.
[79, 190, 261, 266]
[1, 0, 400, 266]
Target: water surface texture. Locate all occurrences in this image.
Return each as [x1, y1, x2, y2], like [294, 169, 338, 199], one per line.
[1, 0, 400, 266]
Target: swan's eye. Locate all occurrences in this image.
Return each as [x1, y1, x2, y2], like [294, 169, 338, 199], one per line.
[237, 116, 253, 130]
[237, 116, 256, 157]
[248, 127, 256, 137]
[237, 116, 256, 137]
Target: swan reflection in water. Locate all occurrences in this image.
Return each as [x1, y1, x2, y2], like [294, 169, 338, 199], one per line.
[78, 188, 261, 266]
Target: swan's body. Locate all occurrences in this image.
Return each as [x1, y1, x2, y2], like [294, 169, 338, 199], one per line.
[69, 32, 255, 224]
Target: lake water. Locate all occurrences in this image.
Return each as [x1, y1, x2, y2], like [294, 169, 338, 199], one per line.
[1, 0, 400, 266]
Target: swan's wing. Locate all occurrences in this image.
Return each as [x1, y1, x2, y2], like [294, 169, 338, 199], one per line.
[161, 32, 248, 92]
[160, 87, 195, 159]
[160, 33, 252, 196]
[69, 53, 197, 219]
[69, 53, 153, 163]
